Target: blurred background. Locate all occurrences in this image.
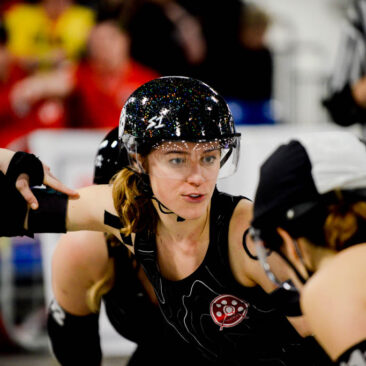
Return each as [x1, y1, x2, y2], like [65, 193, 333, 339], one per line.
[0, 0, 362, 364]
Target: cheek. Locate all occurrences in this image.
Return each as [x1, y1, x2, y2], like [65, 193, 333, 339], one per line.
[149, 176, 179, 202]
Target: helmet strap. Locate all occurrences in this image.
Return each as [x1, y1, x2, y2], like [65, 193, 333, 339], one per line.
[151, 196, 186, 222]
[133, 170, 185, 222]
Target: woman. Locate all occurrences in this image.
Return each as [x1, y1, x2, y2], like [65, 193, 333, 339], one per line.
[48, 126, 215, 365]
[0, 76, 331, 365]
[249, 131, 366, 365]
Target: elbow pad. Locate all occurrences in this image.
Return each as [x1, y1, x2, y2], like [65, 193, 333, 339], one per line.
[47, 299, 102, 366]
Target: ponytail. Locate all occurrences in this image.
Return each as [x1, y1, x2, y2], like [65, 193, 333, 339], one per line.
[112, 167, 157, 236]
[324, 201, 366, 250]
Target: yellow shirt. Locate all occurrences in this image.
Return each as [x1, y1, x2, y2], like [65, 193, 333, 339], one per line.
[4, 4, 95, 62]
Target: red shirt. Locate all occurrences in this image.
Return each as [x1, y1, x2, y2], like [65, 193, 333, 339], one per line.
[0, 62, 66, 148]
[71, 60, 160, 128]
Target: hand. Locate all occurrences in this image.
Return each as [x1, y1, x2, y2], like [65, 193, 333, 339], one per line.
[16, 163, 79, 210]
[0, 149, 79, 209]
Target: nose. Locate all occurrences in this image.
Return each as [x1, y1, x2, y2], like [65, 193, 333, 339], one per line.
[185, 163, 206, 186]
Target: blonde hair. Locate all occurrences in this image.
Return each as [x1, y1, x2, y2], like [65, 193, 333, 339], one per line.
[112, 167, 157, 236]
[86, 258, 115, 313]
[324, 201, 366, 250]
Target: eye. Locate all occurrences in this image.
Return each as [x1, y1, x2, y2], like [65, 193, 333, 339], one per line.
[169, 157, 186, 165]
[202, 155, 217, 165]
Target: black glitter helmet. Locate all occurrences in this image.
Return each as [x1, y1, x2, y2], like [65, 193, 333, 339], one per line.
[93, 127, 129, 184]
[119, 76, 241, 179]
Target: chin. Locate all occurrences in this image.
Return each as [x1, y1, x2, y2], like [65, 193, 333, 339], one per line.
[176, 206, 208, 221]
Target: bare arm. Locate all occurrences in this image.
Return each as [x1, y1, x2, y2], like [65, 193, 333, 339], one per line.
[65, 184, 120, 237]
[52, 231, 110, 315]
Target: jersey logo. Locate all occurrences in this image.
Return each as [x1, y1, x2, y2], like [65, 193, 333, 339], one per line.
[146, 115, 165, 130]
[210, 294, 249, 331]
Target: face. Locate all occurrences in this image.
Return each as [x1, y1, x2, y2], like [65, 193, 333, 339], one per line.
[147, 141, 220, 220]
[88, 22, 130, 72]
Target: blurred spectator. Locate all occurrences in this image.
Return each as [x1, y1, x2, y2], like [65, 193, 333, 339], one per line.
[11, 21, 160, 129]
[0, 0, 21, 14]
[3, 0, 95, 72]
[194, 2, 274, 125]
[94, 0, 126, 22]
[323, 0, 366, 131]
[123, 0, 207, 77]
[204, 2, 273, 101]
[0, 19, 66, 148]
[180, 0, 242, 82]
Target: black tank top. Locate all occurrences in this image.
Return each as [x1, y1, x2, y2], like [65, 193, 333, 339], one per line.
[133, 189, 332, 366]
[102, 237, 216, 366]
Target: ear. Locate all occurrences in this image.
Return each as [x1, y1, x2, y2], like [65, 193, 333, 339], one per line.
[276, 227, 300, 262]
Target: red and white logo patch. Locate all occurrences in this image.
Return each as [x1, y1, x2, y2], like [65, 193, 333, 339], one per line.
[210, 294, 249, 331]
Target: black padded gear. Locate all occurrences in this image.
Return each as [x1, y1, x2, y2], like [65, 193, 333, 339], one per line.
[0, 171, 28, 237]
[47, 299, 101, 366]
[27, 188, 68, 233]
[6, 151, 44, 187]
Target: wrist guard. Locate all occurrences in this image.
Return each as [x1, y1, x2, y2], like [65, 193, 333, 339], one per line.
[6, 151, 44, 187]
[0, 175, 68, 237]
[28, 188, 67, 234]
[0, 171, 28, 237]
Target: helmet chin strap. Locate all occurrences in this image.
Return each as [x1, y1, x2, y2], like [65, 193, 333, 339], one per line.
[151, 196, 186, 222]
[134, 170, 185, 222]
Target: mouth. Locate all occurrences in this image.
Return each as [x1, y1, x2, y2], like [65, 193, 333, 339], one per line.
[182, 193, 206, 203]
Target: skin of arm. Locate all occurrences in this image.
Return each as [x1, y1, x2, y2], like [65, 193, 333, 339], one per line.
[301, 243, 366, 360]
[52, 230, 111, 315]
[66, 184, 121, 237]
[228, 199, 311, 337]
[0, 148, 16, 174]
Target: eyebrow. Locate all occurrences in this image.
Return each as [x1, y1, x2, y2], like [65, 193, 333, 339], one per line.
[163, 150, 189, 155]
[163, 147, 220, 155]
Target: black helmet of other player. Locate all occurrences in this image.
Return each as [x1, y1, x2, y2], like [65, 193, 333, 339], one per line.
[94, 127, 129, 184]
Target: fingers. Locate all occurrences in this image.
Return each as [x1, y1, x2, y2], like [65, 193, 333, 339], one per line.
[43, 173, 80, 199]
[15, 173, 39, 209]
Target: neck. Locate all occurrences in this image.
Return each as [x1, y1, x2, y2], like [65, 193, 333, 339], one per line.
[155, 203, 210, 244]
[299, 238, 337, 272]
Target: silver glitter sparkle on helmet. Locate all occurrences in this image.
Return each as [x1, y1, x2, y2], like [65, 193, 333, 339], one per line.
[119, 76, 241, 179]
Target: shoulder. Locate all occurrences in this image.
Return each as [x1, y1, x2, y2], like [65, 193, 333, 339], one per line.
[54, 231, 109, 278]
[301, 243, 366, 360]
[302, 243, 366, 306]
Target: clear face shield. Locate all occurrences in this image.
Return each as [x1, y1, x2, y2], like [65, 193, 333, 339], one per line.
[123, 136, 241, 181]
